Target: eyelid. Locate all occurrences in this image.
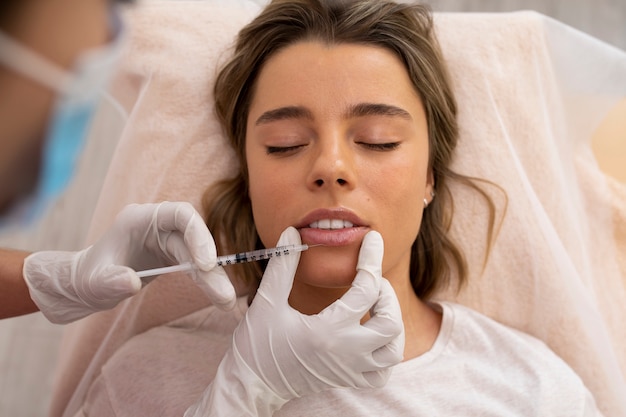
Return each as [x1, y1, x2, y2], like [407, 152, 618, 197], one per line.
[266, 144, 306, 154]
[358, 141, 401, 151]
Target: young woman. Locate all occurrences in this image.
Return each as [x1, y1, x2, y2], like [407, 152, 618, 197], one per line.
[72, 1, 601, 415]
[199, 0, 601, 415]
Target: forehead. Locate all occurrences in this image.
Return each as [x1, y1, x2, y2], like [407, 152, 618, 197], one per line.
[250, 40, 422, 116]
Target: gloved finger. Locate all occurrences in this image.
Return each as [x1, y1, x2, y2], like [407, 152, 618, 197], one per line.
[341, 282, 404, 360]
[256, 226, 302, 304]
[193, 265, 237, 310]
[181, 205, 217, 270]
[155, 202, 217, 270]
[318, 231, 383, 322]
[163, 232, 195, 267]
[113, 203, 159, 233]
[361, 367, 392, 389]
[160, 225, 215, 271]
[371, 331, 405, 369]
[161, 232, 236, 310]
[356, 231, 384, 280]
[363, 278, 405, 367]
[79, 265, 142, 309]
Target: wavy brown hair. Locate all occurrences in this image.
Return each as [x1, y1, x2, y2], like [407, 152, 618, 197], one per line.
[203, 0, 502, 300]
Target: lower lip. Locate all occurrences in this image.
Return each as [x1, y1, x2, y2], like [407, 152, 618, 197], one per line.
[299, 226, 369, 246]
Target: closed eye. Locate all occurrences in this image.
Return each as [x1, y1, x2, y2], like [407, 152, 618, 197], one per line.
[266, 144, 306, 155]
[358, 142, 400, 151]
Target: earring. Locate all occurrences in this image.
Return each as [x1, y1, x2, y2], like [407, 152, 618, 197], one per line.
[423, 198, 428, 208]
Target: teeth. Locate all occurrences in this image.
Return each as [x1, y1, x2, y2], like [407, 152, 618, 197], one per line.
[309, 219, 354, 229]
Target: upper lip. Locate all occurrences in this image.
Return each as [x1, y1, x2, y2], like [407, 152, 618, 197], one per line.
[295, 208, 367, 229]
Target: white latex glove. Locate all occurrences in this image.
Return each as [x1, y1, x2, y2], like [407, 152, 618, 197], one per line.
[185, 227, 404, 417]
[24, 202, 236, 324]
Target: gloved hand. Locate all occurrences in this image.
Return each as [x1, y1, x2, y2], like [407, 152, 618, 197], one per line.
[23, 202, 236, 324]
[185, 227, 404, 417]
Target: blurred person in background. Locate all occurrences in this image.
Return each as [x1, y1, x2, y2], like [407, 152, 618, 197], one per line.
[0, 0, 239, 322]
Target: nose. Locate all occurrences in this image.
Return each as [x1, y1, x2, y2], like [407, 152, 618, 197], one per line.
[307, 135, 355, 190]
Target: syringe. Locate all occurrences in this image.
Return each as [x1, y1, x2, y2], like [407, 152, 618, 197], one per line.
[136, 244, 310, 279]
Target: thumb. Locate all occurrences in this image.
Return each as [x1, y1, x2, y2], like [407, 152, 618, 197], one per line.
[256, 227, 302, 303]
[318, 231, 383, 322]
[357, 230, 384, 279]
[333, 230, 384, 314]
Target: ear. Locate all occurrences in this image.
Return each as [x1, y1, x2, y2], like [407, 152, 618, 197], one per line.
[424, 170, 435, 205]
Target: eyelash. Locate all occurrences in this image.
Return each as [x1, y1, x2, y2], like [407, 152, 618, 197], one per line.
[266, 142, 400, 155]
[358, 142, 400, 151]
[266, 145, 304, 155]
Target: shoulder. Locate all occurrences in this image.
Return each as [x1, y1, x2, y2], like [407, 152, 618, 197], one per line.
[432, 301, 598, 411]
[438, 301, 559, 356]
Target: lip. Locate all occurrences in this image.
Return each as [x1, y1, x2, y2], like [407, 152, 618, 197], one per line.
[296, 208, 369, 247]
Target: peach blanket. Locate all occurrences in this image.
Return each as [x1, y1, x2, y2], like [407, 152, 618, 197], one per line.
[48, 2, 626, 416]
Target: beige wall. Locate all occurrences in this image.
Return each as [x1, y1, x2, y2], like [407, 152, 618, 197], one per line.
[428, 0, 626, 51]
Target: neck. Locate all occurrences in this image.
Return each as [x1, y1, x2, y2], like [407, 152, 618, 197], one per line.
[390, 277, 442, 360]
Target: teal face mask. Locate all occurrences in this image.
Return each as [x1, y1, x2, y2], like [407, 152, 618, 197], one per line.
[0, 9, 125, 229]
[26, 92, 101, 223]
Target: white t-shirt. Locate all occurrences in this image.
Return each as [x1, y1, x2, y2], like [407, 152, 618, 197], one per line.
[276, 302, 601, 416]
[80, 299, 601, 416]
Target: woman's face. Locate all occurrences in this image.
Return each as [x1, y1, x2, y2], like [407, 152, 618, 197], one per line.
[246, 41, 432, 290]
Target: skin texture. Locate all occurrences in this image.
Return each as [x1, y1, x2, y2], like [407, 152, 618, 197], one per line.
[246, 41, 441, 358]
[0, 249, 33, 318]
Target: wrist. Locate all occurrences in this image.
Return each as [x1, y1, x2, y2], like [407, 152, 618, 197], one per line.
[23, 249, 86, 323]
[0, 249, 37, 318]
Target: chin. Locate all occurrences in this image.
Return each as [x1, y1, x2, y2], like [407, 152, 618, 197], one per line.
[295, 250, 358, 288]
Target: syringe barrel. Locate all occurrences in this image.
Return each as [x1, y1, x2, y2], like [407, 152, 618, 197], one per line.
[216, 244, 308, 266]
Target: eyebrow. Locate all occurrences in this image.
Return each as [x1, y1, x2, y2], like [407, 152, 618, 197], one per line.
[255, 106, 314, 125]
[346, 103, 412, 120]
[254, 102, 412, 126]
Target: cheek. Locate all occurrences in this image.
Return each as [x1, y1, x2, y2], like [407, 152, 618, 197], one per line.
[369, 157, 425, 220]
[380, 182, 423, 249]
[368, 159, 426, 274]
[248, 177, 276, 247]
[247, 159, 298, 248]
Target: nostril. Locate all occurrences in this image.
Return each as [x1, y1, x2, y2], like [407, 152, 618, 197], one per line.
[315, 179, 324, 187]
[337, 178, 347, 185]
